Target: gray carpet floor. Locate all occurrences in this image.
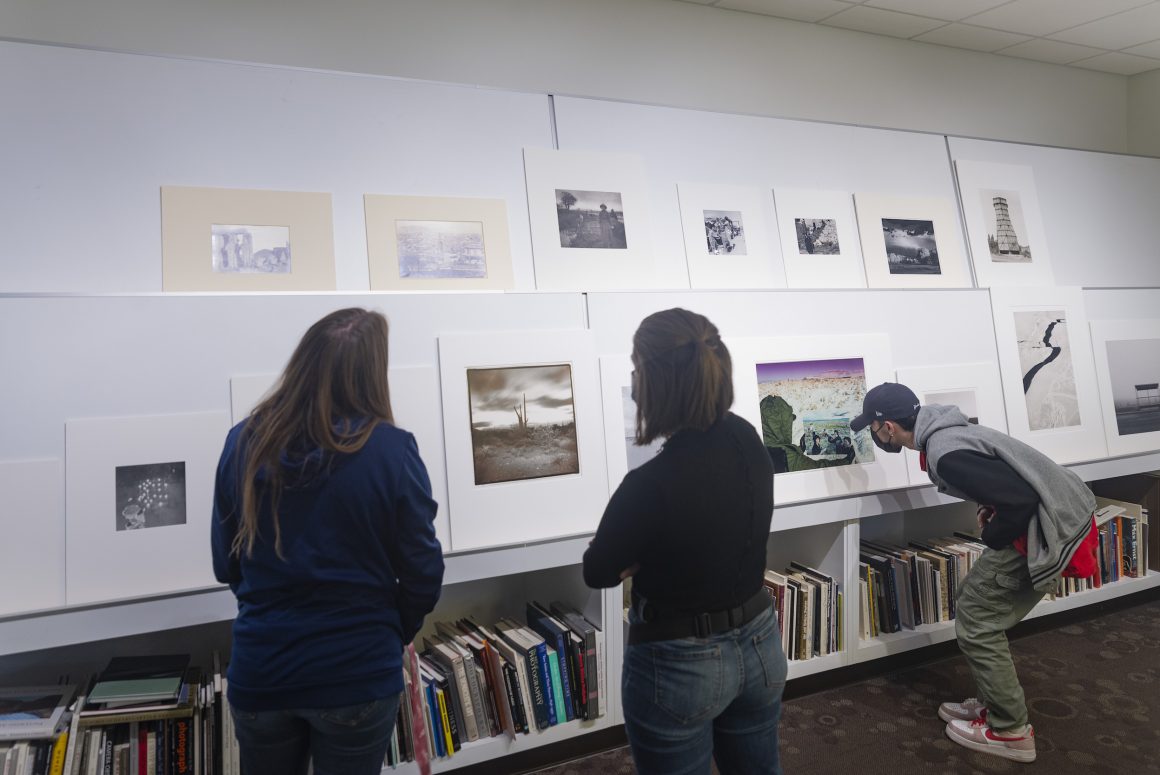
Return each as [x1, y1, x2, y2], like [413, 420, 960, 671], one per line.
[530, 595, 1160, 774]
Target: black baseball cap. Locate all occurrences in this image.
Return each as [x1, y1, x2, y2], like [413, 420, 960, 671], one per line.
[850, 382, 921, 433]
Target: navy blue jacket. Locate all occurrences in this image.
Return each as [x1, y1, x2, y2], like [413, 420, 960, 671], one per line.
[211, 419, 444, 711]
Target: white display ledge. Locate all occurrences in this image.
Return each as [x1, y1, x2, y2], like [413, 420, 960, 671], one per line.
[787, 651, 846, 680]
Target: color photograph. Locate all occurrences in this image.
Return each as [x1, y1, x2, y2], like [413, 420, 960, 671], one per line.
[555, 189, 627, 249]
[113, 461, 187, 531]
[1014, 310, 1081, 431]
[211, 224, 291, 273]
[396, 219, 487, 279]
[1104, 337, 1160, 436]
[756, 357, 874, 473]
[468, 364, 580, 485]
[882, 218, 941, 274]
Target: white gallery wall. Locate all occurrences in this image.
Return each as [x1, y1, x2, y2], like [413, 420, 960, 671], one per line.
[0, 0, 1133, 154]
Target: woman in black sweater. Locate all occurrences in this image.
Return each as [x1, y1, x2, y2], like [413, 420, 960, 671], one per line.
[583, 308, 785, 775]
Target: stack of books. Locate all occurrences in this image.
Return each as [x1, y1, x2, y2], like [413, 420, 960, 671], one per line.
[763, 563, 842, 661]
[0, 683, 77, 774]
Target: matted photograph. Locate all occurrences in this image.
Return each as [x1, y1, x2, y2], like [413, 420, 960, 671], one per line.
[211, 224, 291, 274]
[704, 210, 746, 255]
[114, 461, 186, 531]
[756, 358, 873, 473]
[882, 218, 941, 275]
[161, 186, 335, 292]
[524, 148, 655, 290]
[896, 361, 1007, 486]
[729, 334, 909, 504]
[954, 160, 1053, 287]
[990, 287, 1105, 464]
[66, 411, 229, 605]
[1013, 309, 1080, 431]
[855, 193, 969, 289]
[364, 194, 514, 291]
[676, 182, 778, 289]
[1091, 320, 1160, 457]
[467, 364, 579, 485]
[774, 189, 866, 289]
[621, 386, 664, 471]
[439, 329, 607, 551]
[556, 190, 627, 249]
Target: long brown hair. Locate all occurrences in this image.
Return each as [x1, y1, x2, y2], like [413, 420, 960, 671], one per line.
[632, 308, 732, 445]
[234, 307, 394, 558]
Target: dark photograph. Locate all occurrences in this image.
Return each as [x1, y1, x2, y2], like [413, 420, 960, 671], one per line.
[1105, 338, 1160, 436]
[114, 461, 187, 531]
[882, 218, 941, 274]
[794, 218, 840, 255]
[555, 189, 627, 249]
[703, 210, 746, 255]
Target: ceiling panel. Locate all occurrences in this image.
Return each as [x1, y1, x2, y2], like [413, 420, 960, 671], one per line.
[998, 38, 1107, 65]
[1070, 51, 1160, 74]
[821, 5, 946, 38]
[864, 0, 1009, 23]
[1048, 3, 1160, 50]
[714, 0, 853, 22]
[1125, 39, 1160, 57]
[966, 0, 1151, 37]
[914, 23, 1032, 52]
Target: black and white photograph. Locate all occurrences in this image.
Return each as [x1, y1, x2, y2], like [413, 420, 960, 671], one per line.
[1104, 337, 1160, 436]
[211, 224, 292, 274]
[924, 389, 980, 425]
[396, 219, 487, 279]
[703, 209, 746, 255]
[1014, 310, 1081, 431]
[621, 386, 663, 471]
[882, 218, 941, 274]
[114, 461, 187, 531]
[555, 189, 627, 249]
[467, 365, 580, 485]
[980, 188, 1032, 263]
[794, 218, 840, 255]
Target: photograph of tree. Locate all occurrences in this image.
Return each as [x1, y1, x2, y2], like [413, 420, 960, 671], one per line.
[1014, 310, 1081, 431]
[555, 189, 627, 249]
[756, 358, 874, 474]
[468, 364, 580, 485]
[882, 218, 941, 274]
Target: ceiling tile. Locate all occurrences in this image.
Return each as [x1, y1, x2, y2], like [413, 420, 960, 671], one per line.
[675, 0, 719, 5]
[821, 5, 947, 38]
[715, 0, 853, 22]
[1070, 51, 1160, 74]
[863, 0, 1009, 23]
[1049, 3, 1160, 50]
[997, 38, 1107, 64]
[914, 23, 1032, 52]
[966, 0, 1151, 37]
[1124, 39, 1160, 57]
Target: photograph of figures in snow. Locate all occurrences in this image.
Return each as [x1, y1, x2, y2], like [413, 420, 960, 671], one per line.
[621, 386, 664, 471]
[756, 357, 874, 474]
[114, 461, 187, 531]
[467, 364, 580, 485]
[703, 210, 746, 255]
[881, 218, 940, 274]
[555, 189, 627, 249]
[396, 219, 487, 279]
[212, 224, 292, 273]
[980, 189, 1032, 263]
[795, 218, 840, 255]
[1014, 310, 1081, 431]
[923, 389, 980, 425]
[1104, 337, 1160, 436]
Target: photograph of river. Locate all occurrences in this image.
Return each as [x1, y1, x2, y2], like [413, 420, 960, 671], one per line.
[1014, 309, 1081, 431]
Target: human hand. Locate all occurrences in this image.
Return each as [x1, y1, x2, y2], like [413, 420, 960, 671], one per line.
[619, 563, 641, 580]
[977, 505, 996, 530]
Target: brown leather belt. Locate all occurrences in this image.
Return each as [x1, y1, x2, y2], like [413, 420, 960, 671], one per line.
[628, 589, 771, 645]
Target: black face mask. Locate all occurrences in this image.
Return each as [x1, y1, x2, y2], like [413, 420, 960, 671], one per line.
[871, 429, 903, 454]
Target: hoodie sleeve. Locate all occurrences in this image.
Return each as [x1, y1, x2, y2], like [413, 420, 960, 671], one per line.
[387, 433, 445, 645]
[210, 428, 243, 588]
[935, 449, 1039, 550]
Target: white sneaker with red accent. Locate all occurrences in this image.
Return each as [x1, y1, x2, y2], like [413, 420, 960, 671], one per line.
[938, 697, 987, 723]
[945, 717, 1036, 762]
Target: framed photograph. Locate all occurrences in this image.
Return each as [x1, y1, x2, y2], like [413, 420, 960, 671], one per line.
[773, 188, 866, 289]
[229, 368, 451, 547]
[598, 355, 664, 495]
[954, 160, 1053, 288]
[161, 186, 335, 292]
[729, 334, 909, 504]
[364, 194, 514, 291]
[854, 193, 970, 289]
[676, 183, 779, 288]
[523, 148, 655, 290]
[1090, 319, 1160, 457]
[65, 412, 229, 605]
[0, 460, 64, 616]
[894, 362, 1007, 486]
[438, 329, 607, 551]
[989, 287, 1106, 464]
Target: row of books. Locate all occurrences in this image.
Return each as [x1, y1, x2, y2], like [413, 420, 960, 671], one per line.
[385, 600, 604, 767]
[763, 563, 842, 661]
[1049, 496, 1151, 599]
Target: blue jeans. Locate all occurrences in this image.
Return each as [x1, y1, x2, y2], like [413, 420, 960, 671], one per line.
[622, 605, 787, 775]
[231, 695, 400, 775]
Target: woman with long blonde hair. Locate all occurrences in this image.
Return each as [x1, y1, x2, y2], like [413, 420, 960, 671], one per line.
[211, 307, 444, 775]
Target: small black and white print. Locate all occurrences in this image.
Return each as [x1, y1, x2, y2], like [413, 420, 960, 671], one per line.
[555, 189, 627, 249]
[114, 461, 187, 531]
[794, 218, 840, 255]
[703, 209, 746, 255]
[212, 224, 292, 274]
[882, 218, 941, 275]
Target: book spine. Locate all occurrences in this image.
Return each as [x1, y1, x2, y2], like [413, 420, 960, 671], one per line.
[547, 651, 566, 726]
[535, 644, 556, 726]
[555, 641, 575, 722]
[501, 664, 526, 735]
[49, 731, 69, 775]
